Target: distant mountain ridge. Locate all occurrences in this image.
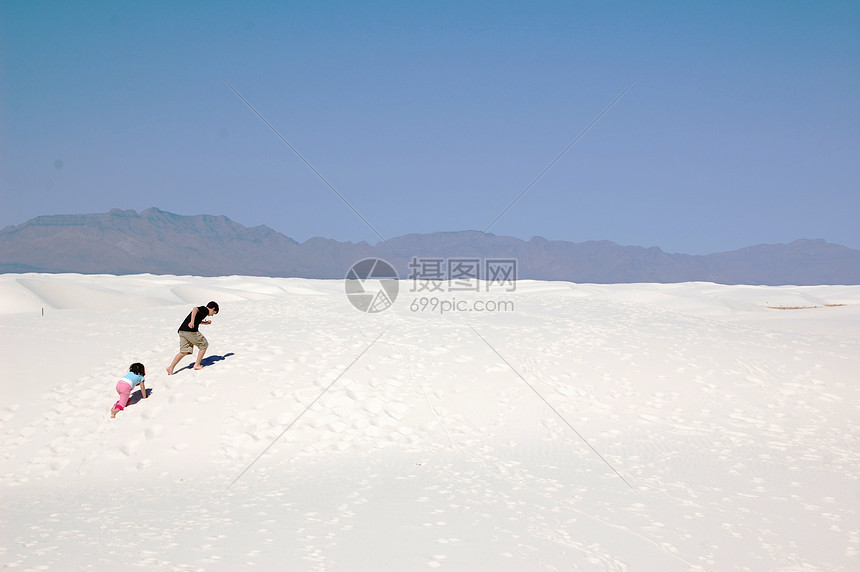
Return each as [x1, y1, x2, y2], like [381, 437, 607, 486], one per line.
[1, 208, 859, 285]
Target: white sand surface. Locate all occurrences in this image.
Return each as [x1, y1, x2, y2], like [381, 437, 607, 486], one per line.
[1, 273, 858, 571]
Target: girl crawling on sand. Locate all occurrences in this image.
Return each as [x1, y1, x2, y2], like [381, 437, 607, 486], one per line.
[111, 363, 147, 418]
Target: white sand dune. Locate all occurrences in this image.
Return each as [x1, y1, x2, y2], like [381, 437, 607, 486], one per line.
[1, 273, 858, 570]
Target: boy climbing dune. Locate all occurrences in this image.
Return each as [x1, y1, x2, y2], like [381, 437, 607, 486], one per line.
[166, 301, 219, 375]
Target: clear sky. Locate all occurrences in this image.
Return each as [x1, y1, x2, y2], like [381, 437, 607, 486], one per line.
[1, 1, 858, 254]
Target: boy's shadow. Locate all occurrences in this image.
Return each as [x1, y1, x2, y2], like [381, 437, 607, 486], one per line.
[173, 352, 235, 374]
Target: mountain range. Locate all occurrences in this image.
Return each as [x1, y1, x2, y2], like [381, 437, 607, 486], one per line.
[1, 208, 859, 285]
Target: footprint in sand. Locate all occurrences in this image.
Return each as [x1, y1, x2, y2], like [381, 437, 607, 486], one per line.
[0, 404, 20, 424]
[50, 458, 70, 472]
[120, 439, 141, 456]
[140, 407, 161, 420]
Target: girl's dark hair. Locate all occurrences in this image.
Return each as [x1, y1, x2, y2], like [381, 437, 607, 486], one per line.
[206, 301, 219, 314]
[129, 362, 145, 376]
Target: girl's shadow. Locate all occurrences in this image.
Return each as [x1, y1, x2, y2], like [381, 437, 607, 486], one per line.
[127, 387, 151, 406]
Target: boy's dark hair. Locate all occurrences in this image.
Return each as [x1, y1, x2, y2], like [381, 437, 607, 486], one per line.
[129, 362, 145, 376]
[206, 301, 219, 314]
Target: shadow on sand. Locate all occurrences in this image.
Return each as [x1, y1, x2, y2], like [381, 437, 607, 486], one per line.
[173, 352, 236, 374]
[127, 387, 151, 406]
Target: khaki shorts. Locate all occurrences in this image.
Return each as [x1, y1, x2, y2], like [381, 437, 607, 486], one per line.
[178, 331, 209, 353]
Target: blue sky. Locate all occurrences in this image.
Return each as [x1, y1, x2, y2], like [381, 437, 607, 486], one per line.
[1, 1, 858, 254]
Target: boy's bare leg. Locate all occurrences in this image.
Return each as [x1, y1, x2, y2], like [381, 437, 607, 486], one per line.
[193, 348, 207, 370]
[166, 352, 190, 375]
